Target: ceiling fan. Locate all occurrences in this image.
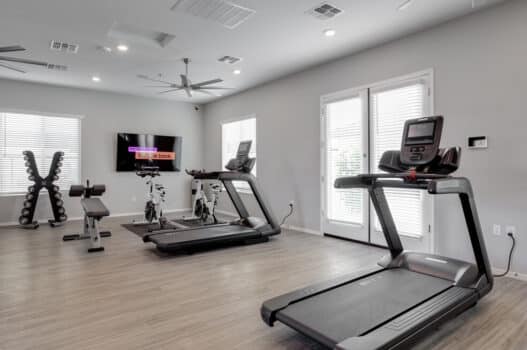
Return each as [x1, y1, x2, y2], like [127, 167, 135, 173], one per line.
[138, 58, 231, 97]
[0, 45, 59, 74]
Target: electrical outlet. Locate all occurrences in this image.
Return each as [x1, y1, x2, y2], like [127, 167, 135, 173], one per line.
[505, 225, 516, 235]
[493, 224, 501, 236]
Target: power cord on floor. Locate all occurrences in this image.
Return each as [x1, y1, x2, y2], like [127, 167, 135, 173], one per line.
[280, 203, 294, 226]
[493, 232, 516, 278]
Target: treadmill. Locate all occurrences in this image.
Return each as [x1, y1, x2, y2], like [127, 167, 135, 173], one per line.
[261, 116, 493, 350]
[143, 141, 281, 251]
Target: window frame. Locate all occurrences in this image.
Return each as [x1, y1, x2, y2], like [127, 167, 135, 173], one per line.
[0, 108, 83, 197]
[221, 114, 257, 194]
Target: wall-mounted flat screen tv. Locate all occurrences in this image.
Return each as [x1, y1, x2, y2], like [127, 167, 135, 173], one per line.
[116, 133, 182, 172]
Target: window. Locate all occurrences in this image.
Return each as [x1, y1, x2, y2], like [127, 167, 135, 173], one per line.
[222, 117, 256, 192]
[371, 81, 428, 237]
[0, 111, 81, 194]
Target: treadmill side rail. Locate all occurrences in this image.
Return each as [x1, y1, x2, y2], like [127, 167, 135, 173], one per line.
[261, 266, 383, 326]
[334, 287, 477, 350]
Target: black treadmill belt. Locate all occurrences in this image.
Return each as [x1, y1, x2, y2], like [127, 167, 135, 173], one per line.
[149, 225, 259, 249]
[276, 269, 452, 347]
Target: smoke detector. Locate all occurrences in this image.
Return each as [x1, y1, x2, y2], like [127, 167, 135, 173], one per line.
[171, 0, 256, 29]
[218, 55, 242, 64]
[307, 2, 343, 20]
[49, 40, 79, 54]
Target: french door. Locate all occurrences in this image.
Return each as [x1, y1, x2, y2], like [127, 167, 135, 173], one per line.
[321, 71, 434, 252]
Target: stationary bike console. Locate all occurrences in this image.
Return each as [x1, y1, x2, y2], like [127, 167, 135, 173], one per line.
[136, 166, 160, 178]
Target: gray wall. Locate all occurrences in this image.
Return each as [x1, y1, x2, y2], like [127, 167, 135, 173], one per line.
[203, 0, 527, 273]
[0, 79, 203, 223]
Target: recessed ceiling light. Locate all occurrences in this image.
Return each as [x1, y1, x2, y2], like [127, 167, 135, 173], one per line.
[92, 76, 101, 82]
[116, 44, 129, 52]
[324, 29, 336, 37]
[397, 0, 413, 11]
[233, 69, 241, 75]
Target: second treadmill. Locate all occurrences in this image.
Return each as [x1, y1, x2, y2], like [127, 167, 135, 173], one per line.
[143, 141, 281, 251]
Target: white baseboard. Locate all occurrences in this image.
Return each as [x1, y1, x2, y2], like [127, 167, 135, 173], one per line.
[214, 210, 322, 236]
[0, 208, 192, 227]
[215, 209, 238, 218]
[492, 267, 527, 282]
[282, 224, 322, 236]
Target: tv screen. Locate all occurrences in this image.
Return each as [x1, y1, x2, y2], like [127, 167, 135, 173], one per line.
[116, 133, 182, 172]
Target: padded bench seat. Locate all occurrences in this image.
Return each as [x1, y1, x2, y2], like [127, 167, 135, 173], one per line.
[81, 198, 110, 218]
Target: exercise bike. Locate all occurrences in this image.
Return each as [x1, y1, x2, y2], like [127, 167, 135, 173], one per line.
[184, 170, 223, 224]
[133, 166, 169, 229]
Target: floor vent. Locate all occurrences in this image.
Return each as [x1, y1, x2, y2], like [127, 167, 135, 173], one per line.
[171, 0, 255, 29]
[307, 2, 343, 20]
[218, 55, 242, 64]
[49, 40, 79, 54]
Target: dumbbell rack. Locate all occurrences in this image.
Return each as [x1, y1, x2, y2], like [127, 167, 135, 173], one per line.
[18, 151, 68, 229]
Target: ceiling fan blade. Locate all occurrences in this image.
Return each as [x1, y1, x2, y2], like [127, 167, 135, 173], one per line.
[137, 74, 174, 85]
[196, 90, 222, 97]
[0, 62, 26, 73]
[194, 86, 233, 90]
[184, 87, 192, 98]
[158, 88, 182, 94]
[191, 78, 223, 88]
[0, 56, 48, 67]
[0, 45, 25, 53]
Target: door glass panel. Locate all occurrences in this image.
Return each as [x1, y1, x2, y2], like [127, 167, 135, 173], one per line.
[371, 83, 426, 237]
[326, 97, 364, 224]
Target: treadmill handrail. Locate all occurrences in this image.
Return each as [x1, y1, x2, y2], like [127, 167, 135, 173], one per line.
[334, 173, 494, 294]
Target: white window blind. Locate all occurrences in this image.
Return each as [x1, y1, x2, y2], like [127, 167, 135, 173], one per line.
[326, 97, 364, 224]
[371, 82, 427, 237]
[222, 117, 256, 192]
[0, 112, 81, 194]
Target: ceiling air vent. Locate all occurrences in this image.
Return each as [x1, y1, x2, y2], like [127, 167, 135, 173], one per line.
[307, 2, 343, 20]
[171, 0, 255, 29]
[46, 64, 68, 71]
[218, 55, 242, 64]
[49, 40, 79, 54]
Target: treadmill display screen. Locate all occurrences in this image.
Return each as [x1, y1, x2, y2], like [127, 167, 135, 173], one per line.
[405, 121, 436, 145]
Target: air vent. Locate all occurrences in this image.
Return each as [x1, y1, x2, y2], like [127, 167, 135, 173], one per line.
[49, 40, 79, 54]
[108, 23, 176, 49]
[171, 0, 255, 29]
[46, 64, 68, 71]
[307, 2, 343, 20]
[218, 55, 242, 64]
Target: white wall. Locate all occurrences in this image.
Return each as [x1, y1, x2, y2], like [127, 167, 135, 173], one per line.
[0, 79, 203, 224]
[203, 0, 527, 274]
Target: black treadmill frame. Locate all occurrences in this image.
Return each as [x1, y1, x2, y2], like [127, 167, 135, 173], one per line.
[261, 173, 493, 349]
[143, 170, 280, 249]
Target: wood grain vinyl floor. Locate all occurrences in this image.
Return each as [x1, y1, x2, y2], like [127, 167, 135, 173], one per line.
[0, 217, 525, 350]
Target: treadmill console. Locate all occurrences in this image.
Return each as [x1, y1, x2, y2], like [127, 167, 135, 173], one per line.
[225, 141, 256, 173]
[400, 116, 443, 166]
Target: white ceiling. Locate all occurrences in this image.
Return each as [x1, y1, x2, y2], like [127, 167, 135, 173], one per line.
[0, 0, 507, 103]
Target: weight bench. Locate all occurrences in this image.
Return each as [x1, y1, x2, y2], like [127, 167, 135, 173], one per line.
[63, 181, 111, 252]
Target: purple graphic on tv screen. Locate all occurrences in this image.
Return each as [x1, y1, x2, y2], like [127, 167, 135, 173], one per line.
[128, 146, 158, 153]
